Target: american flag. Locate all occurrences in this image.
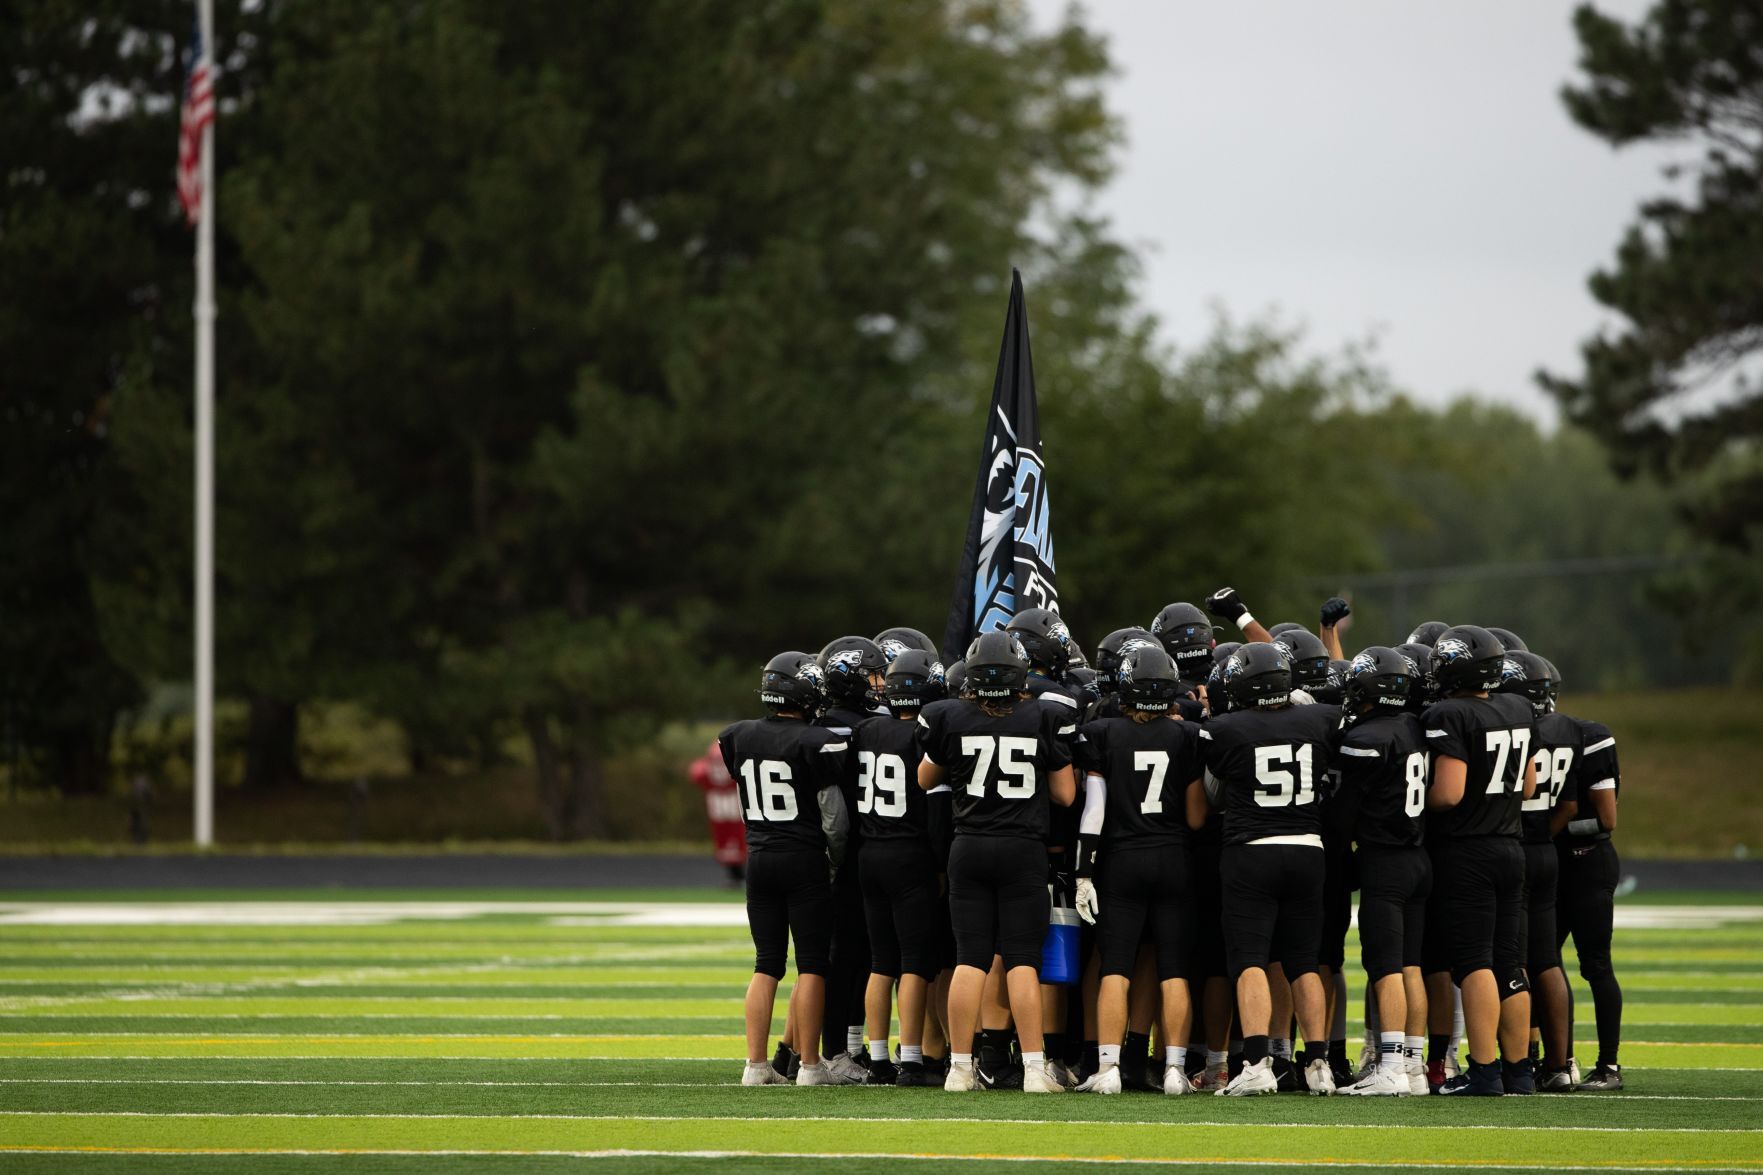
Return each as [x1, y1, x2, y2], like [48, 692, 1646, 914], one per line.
[177, 12, 214, 226]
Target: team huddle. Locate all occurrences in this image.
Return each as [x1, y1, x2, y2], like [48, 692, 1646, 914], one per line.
[718, 587, 1624, 1097]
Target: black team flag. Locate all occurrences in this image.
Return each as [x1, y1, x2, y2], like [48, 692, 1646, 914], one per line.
[941, 269, 1060, 662]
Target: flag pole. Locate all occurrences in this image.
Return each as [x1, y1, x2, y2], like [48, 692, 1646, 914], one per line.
[193, 0, 216, 847]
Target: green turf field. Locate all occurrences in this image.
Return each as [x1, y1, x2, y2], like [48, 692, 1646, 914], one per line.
[0, 891, 1760, 1173]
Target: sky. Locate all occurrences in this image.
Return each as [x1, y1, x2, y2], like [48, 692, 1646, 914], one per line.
[1027, 0, 1681, 419]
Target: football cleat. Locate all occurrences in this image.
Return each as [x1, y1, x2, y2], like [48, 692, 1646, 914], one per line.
[1023, 1061, 1067, 1094]
[795, 1060, 835, 1086]
[1330, 1054, 1356, 1089]
[1338, 1067, 1408, 1096]
[1407, 1056, 1430, 1096]
[1577, 1064, 1623, 1091]
[1438, 1062, 1504, 1097]
[1077, 1063, 1122, 1094]
[943, 1060, 978, 1092]
[1356, 1045, 1378, 1081]
[1217, 1058, 1279, 1096]
[865, 1059, 899, 1085]
[1196, 1063, 1229, 1091]
[1047, 1059, 1078, 1091]
[822, 1053, 867, 1085]
[1426, 1059, 1447, 1093]
[1163, 1066, 1195, 1096]
[1537, 1067, 1576, 1092]
[894, 1060, 931, 1087]
[1305, 1057, 1336, 1095]
[770, 1042, 796, 1077]
[742, 1061, 790, 1086]
[1273, 1056, 1304, 1093]
[1502, 1059, 1536, 1095]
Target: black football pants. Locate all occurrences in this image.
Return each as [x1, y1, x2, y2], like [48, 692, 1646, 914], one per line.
[1558, 839, 1622, 1067]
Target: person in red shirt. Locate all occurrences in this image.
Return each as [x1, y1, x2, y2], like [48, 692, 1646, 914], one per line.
[690, 739, 748, 884]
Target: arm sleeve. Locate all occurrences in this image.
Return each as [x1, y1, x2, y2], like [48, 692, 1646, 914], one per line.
[818, 784, 850, 868]
[1423, 703, 1471, 760]
[1074, 773, 1106, 877]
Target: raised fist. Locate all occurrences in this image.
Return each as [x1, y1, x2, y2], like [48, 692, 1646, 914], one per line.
[1205, 587, 1247, 622]
[1320, 597, 1351, 627]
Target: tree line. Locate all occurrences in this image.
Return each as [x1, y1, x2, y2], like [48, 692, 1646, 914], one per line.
[4, 0, 1756, 837]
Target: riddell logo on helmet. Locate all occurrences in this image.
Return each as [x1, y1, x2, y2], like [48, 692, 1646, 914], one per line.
[759, 692, 788, 706]
[1254, 693, 1290, 707]
[1377, 694, 1406, 706]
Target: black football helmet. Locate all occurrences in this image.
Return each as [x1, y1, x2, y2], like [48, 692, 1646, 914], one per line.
[883, 648, 947, 711]
[944, 659, 968, 698]
[966, 631, 1030, 699]
[874, 626, 938, 664]
[1268, 621, 1305, 638]
[1431, 625, 1507, 695]
[1273, 628, 1332, 692]
[1212, 640, 1242, 665]
[1224, 642, 1293, 710]
[1150, 602, 1215, 683]
[1487, 626, 1529, 654]
[1005, 607, 1073, 676]
[1065, 665, 1101, 710]
[1393, 642, 1437, 712]
[1066, 640, 1090, 671]
[1497, 649, 1554, 715]
[759, 651, 824, 715]
[1117, 644, 1182, 713]
[818, 636, 887, 707]
[1406, 620, 1451, 647]
[1095, 627, 1157, 693]
[1205, 659, 1233, 716]
[1342, 646, 1414, 715]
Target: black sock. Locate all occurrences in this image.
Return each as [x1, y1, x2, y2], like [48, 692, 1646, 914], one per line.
[1044, 1032, 1066, 1063]
[1528, 1039, 1540, 1063]
[1328, 1039, 1347, 1067]
[1124, 1031, 1150, 1061]
[1082, 1040, 1099, 1071]
[1244, 1034, 1269, 1065]
[1428, 1033, 1450, 1063]
[976, 1029, 1002, 1069]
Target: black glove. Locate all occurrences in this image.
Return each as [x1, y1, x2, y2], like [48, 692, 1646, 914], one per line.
[1205, 586, 1247, 622]
[1320, 597, 1351, 627]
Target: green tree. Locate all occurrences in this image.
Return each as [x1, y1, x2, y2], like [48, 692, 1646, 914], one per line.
[1541, 0, 1763, 551]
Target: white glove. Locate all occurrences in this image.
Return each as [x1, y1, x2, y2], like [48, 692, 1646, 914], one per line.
[1075, 877, 1100, 925]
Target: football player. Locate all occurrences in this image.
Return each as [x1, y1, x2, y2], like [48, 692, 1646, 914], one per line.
[722, 652, 853, 1086]
[1333, 647, 1431, 1096]
[1193, 642, 1342, 1095]
[1203, 586, 1279, 645]
[1556, 694, 1625, 1091]
[1425, 625, 1537, 1096]
[1070, 645, 1205, 1096]
[1497, 651, 1581, 1090]
[917, 631, 1079, 1093]
[813, 636, 889, 1082]
[851, 649, 949, 1085]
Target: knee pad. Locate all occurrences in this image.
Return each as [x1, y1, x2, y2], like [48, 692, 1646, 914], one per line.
[1499, 965, 1529, 998]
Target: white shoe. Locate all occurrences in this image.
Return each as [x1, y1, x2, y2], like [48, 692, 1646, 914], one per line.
[795, 1060, 833, 1085]
[1078, 1063, 1121, 1094]
[1407, 1056, 1430, 1096]
[1195, 1063, 1228, 1091]
[742, 1061, 788, 1086]
[1046, 1059, 1077, 1090]
[1163, 1066, 1195, 1095]
[1217, 1057, 1278, 1096]
[1569, 1058, 1583, 1086]
[822, 1052, 867, 1085]
[1339, 1066, 1409, 1096]
[944, 1060, 978, 1092]
[1022, 1060, 1066, 1094]
[1305, 1056, 1336, 1095]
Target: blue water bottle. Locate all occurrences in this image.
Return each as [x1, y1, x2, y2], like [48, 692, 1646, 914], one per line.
[1041, 885, 1081, 985]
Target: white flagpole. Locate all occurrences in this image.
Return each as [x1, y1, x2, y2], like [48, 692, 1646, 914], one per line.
[194, 0, 216, 847]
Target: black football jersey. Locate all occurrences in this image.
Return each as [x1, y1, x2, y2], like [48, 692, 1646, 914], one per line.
[1335, 711, 1428, 849]
[1523, 711, 1583, 845]
[1075, 715, 1203, 850]
[851, 714, 931, 843]
[1026, 674, 1084, 717]
[1198, 704, 1343, 846]
[1561, 717, 1618, 846]
[1422, 693, 1535, 839]
[917, 697, 1074, 840]
[718, 716, 849, 853]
